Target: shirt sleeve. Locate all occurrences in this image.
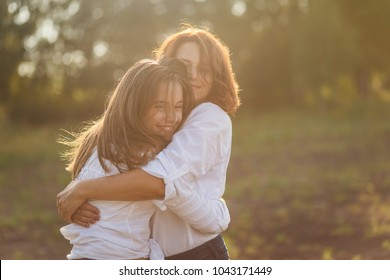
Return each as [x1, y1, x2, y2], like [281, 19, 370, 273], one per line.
[168, 195, 230, 234]
[162, 177, 230, 234]
[149, 169, 230, 234]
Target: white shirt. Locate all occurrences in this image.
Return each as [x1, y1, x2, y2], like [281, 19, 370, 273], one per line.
[142, 102, 232, 257]
[60, 150, 163, 260]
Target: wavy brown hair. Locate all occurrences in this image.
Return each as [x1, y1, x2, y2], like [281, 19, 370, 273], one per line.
[60, 58, 194, 179]
[154, 24, 240, 115]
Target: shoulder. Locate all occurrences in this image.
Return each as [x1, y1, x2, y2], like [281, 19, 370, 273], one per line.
[191, 102, 227, 116]
[184, 102, 231, 129]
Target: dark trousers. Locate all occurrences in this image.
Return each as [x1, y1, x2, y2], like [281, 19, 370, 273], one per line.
[165, 234, 229, 260]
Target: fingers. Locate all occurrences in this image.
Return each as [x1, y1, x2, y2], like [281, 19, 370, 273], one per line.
[56, 180, 81, 223]
[80, 202, 100, 216]
[57, 194, 73, 223]
[75, 207, 100, 223]
[56, 180, 97, 225]
[79, 202, 100, 222]
[70, 202, 100, 227]
[71, 212, 94, 227]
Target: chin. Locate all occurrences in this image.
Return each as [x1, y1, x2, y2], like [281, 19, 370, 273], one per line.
[163, 135, 173, 141]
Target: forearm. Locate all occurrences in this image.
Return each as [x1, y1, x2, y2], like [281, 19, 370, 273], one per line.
[78, 169, 165, 201]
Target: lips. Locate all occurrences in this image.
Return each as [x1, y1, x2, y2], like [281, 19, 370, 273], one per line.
[158, 126, 175, 133]
[158, 126, 176, 140]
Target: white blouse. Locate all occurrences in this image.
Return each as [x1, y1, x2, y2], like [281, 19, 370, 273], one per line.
[142, 102, 232, 257]
[60, 150, 163, 260]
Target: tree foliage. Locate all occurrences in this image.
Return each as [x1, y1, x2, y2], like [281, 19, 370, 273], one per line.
[1, 0, 390, 123]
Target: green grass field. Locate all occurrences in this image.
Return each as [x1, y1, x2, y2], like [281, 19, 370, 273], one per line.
[1, 107, 390, 259]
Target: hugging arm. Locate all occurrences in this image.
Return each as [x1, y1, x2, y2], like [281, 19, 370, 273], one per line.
[59, 104, 231, 233]
[69, 178, 230, 233]
[57, 169, 164, 223]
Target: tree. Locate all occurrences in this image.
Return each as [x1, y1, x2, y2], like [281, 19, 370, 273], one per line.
[0, 0, 37, 104]
[339, 0, 390, 97]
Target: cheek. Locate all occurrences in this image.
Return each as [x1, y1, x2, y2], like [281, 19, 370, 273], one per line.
[176, 111, 183, 123]
[149, 112, 163, 126]
[141, 114, 149, 129]
[200, 74, 213, 91]
[143, 111, 160, 130]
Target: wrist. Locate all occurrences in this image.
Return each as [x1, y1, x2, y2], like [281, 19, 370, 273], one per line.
[75, 179, 91, 201]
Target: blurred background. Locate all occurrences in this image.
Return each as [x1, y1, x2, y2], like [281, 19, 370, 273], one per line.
[1, 0, 390, 259]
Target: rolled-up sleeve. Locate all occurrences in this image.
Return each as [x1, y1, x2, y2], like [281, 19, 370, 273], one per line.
[163, 181, 230, 233]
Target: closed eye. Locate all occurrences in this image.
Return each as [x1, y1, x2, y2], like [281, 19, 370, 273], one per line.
[154, 102, 166, 110]
[175, 102, 183, 110]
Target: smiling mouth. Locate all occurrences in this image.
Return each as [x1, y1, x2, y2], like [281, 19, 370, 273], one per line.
[159, 126, 175, 133]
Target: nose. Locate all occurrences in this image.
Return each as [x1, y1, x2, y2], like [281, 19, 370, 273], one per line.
[165, 107, 176, 124]
[188, 65, 198, 80]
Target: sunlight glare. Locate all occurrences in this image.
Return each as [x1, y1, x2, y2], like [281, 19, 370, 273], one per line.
[24, 35, 38, 50]
[8, 2, 18, 13]
[38, 19, 59, 43]
[231, 1, 247, 17]
[14, 6, 30, 25]
[72, 51, 87, 68]
[68, 1, 80, 15]
[17, 62, 35, 77]
[93, 41, 109, 58]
